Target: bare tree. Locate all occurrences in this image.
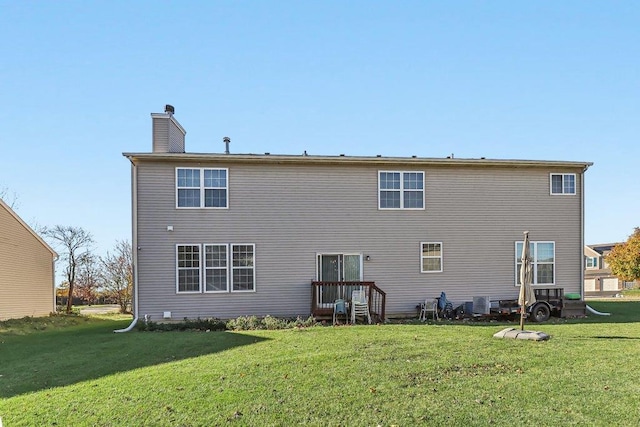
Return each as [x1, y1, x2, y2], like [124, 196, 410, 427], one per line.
[43, 226, 94, 314]
[0, 186, 19, 209]
[101, 240, 133, 313]
[75, 253, 101, 305]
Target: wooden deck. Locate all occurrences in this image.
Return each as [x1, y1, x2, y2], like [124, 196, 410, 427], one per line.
[311, 281, 386, 322]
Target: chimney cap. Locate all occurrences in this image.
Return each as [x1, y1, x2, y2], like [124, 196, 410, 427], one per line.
[165, 104, 175, 115]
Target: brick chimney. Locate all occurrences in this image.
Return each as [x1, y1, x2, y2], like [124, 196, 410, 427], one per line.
[151, 104, 186, 153]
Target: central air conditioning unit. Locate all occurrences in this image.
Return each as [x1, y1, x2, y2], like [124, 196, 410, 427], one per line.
[472, 296, 491, 315]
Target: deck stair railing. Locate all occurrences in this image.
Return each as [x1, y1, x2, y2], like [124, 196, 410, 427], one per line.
[311, 281, 386, 322]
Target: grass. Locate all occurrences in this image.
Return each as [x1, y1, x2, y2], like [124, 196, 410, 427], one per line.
[622, 288, 640, 299]
[1, 302, 640, 426]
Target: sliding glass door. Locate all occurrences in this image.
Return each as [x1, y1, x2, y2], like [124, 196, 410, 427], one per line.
[317, 253, 362, 306]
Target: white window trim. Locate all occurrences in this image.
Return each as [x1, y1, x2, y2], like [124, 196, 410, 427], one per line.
[176, 244, 202, 294]
[204, 244, 230, 293]
[549, 173, 576, 195]
[316, 253, 364, 309]
[231, 243, 256, 293]
[515, 241, 556, 286]
[585, 256, 598, 269]
[378, 170, 425, 210]
[315, 253, 364, 281]
[176, 243, 256, 294]
[420, 242, 443, 273]
[175, 167, 229, 209]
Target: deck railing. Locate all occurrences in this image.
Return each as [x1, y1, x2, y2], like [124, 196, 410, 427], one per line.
[311, 281, 386, 322]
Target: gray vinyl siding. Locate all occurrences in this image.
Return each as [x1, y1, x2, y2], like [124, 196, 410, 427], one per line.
[152, 117, 169, 153]
[168, 121, 184, 153]
[0, 204, 56, 320]
[134, 160, 585, 320]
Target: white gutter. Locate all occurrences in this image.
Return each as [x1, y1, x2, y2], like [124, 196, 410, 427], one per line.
[115, 161, 139, 333]
[123, 152, 594, 170]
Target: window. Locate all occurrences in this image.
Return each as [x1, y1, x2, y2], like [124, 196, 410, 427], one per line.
[232, 244, 255, 292]
[550, 173, 576, 195]
[204, 244, 228, 292]
[176, 168, 228, 208]
[515, 241, 555, 285]
[176, 243, 255, 293]
[177, 245, 201, 293]
[585, 256, 598, 269]
[421, 242, 443, 273]
[379, 171, 424, 209]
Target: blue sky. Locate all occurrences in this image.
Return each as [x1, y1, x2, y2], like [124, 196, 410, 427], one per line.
[1, 1, 638, 262]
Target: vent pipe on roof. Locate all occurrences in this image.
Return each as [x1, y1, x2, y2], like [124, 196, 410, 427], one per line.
[223, 137, 230, 154]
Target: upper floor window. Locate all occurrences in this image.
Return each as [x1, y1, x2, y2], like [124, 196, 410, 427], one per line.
[379, 171, 424, 209]
[585, 256, 598, 269]
[550, 173, 576, 195]
[516, 241, 555, 285]
[421, 242, 443, 273]
[176, 168, 228, 208]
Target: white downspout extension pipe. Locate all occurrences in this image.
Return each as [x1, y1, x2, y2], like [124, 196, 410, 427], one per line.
[586, 305, 611, 316]
[115, 160, 139, 333]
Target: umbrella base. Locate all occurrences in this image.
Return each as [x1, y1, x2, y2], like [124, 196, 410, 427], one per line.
[493, 327, 550, 341]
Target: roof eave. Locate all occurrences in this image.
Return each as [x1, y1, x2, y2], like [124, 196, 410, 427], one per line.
[0, 199, 58, 257]
[122, 152, 593, 169]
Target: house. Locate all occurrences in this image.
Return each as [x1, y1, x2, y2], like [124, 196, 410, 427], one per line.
[123, 106, 592, 322]
[0, 198, 57, 320]
[584, 243, 634, 295]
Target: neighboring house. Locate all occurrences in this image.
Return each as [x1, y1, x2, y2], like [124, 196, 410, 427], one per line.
[124, 106, 592, 321]
[0, 198, 57, 320]
[584, 243, 634, 295]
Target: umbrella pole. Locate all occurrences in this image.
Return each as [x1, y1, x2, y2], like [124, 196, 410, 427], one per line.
[519, 306, 526, 330]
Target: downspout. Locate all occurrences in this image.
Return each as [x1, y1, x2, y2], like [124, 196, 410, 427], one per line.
[580, 164, 590, 300]
[52, 255, 59, 313]
[582, 165, 608, 316]
[115, 159, 139, 332]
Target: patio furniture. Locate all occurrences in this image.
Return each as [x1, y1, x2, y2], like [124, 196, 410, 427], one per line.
[351, 289, 371, 324]
[333, 299, 349, 325]
[419, 298, 439, 321]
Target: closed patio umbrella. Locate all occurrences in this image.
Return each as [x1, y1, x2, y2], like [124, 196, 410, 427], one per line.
[519, 231, 536, 330]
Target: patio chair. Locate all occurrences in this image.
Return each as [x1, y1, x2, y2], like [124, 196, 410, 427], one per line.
[333, 299, 349, 325]
[351, 289, 371, 324]
[419, 298, 439, 321]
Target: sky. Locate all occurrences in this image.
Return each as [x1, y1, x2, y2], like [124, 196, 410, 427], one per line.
[1, 1, 638, 266]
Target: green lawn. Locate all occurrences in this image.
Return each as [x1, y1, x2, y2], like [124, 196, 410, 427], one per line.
[1, 302, 640, 426]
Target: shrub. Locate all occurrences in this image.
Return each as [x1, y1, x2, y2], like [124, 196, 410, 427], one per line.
[226, 315, 262, 331]
[137, 317, 226, 332]
[137, 315, 319, 332]
[226, 315, 319, 330]
[291, 316, 318, 328]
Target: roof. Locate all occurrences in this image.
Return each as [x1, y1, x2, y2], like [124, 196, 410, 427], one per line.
[587, 243, 622, 254]
[123, 152, 593, 170]
[0, 198, 58, 257]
